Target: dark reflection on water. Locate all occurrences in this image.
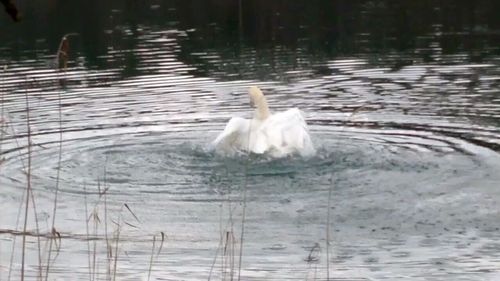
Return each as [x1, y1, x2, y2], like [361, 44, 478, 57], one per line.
[2, 1, 500, 72]
[1, 1, 500, 280]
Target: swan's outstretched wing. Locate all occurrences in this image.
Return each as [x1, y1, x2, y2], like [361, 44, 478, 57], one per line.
[211, 117, 251, 154]
[259, 108, 315, 157]
[212, 108, 314, 157]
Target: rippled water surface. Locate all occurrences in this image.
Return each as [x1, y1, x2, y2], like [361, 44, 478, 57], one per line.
[1, 1, 500, 280]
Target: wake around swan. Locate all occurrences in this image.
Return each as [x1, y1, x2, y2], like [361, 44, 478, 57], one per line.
[212, 86, 315, 158]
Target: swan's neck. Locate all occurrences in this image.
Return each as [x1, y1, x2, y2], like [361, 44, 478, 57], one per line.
[255, 98, 270, 120]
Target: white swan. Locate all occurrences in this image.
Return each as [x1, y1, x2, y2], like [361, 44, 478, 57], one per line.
[212, 86, 315, 157]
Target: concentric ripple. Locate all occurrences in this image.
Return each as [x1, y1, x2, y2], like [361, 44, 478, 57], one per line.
[1, 23, 500, 281]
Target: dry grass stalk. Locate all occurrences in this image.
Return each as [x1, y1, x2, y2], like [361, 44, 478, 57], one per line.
[4, 77, 44, 281]
[28, 187, 43, 281]
[237, 166, 249, 281]
[208, 204, 224, 281]
[44, 87, 64, 281]
[326, 187, 332, 281]
[305, 243, 320, 281]
[101, 171, 112, 280]
[91, 207, 100, 281]
[7, 172, 27, 281]
[147, 236, 156, 281]
[20, 89, 33, 281]
[84, 184, 93, 281]
[57, 36, 70, 70]
[111, 216, 122, 281]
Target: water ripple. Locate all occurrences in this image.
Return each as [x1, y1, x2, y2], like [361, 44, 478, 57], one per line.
[1, 24, 500, 281]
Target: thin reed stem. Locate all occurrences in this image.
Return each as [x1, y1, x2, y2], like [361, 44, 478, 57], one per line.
[102, 165, 112, 280]
[27, 79, 44, 281]
[7, 164, 26, 281]
[7, 148, 27, 281]
[208, 204, 223, 280]
[237, 119, 252, 281]
[112, 217, 121, 281]
[84, 184, 93, 281]
[4, 87, 33, 281]
[147, 235, 156, 281]
[28, 187, 43, 281]
[44, 88, 63, 280]
[92, 207, 98, 281]
[326, 187, 332, 281]
[20, 90, 33, 281]
[1, 65, 5, 151]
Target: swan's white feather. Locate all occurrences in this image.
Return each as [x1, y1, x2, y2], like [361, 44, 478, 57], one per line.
[211, 117, 251, 154]
[257, 108, 315, 157]
[212, 87, 315, 157]
[213, 108, 315, 157]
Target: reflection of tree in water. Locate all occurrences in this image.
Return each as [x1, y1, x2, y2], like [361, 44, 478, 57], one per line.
[159, 1, 499, 54]
[1, 1, 499, 73]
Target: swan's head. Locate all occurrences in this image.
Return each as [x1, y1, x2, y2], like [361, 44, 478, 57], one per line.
[248, 86, 270, 120]
[248, 86, 265, 108]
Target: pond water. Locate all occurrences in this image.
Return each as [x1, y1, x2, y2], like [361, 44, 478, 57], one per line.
[1, 1, 500, 280]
